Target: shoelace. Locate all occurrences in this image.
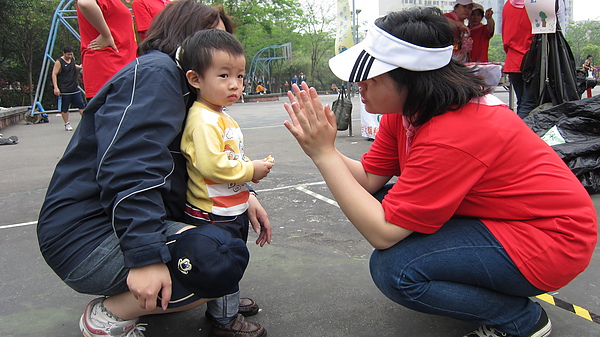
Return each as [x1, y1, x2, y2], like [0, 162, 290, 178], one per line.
[123, 323, 147, 337]
[466, 325, 508, 337]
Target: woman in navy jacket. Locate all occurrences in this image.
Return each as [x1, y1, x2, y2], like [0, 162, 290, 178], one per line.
[37, 1, 271, 336]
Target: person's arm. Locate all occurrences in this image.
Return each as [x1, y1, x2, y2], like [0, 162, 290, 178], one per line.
[248, 194, 272, 247]
[185, 119, 257, 184]
[92, 57, 188, 310]
[447, 17, 470, 35]
[284, 83, 412, 249]
[51, 60, 62, 96]
[485, 8, 495, 36]
[77, 0, 118, 51]
[336, 149, 391, 193]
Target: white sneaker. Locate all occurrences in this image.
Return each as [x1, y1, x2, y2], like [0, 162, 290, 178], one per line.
[65, 122, 73, 131]
[79, 298, 146, 337]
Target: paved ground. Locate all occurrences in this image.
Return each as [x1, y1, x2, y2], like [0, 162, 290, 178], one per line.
[1, 88, 599, 337]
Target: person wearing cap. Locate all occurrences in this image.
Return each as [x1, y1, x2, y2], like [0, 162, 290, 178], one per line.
[37, 2, 271, 337]
[468, 4, 494, 62]
[284, 7, 596, 337]
[444, 0, 474, 62]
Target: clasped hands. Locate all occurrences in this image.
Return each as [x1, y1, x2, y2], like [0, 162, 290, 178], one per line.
[283, 83, 338, 160]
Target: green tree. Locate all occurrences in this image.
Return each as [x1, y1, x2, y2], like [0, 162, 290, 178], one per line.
[580, 45, 600, 67]
[210, 0, 305, 91]
[295, 0, 336, 89]
[565, 20, 600, 63]
[488, 35, 506, 63]
[0, 0, 58, 107]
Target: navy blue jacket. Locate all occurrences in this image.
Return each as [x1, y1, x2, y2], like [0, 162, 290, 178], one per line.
[37, 51, 192, 279]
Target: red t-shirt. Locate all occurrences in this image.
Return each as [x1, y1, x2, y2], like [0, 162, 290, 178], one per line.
[361, 95, 597, 291]
[78, 0, 137, 98]
[502, 3, 533, 73]
[132, 0, 171, 40]
[444, 12, 463, 58]
[469, 24, 492, 62]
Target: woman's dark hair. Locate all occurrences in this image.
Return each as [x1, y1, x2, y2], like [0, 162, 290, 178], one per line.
[138, 0, 234, 57]
[179, 29, 245, 77]
[376, 7, 490, 126]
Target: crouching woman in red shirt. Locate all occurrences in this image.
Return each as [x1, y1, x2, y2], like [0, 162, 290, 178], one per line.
[283, 7, 597, 337]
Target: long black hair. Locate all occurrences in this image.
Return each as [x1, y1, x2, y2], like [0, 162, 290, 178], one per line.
[377, 7, 490, 126]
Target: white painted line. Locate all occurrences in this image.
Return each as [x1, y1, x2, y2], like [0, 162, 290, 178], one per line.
[295, 186, 339, 208]
[1, 182, 334, 230]
[0, 221, 37, 230]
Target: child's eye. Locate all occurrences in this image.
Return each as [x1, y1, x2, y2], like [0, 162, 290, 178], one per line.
[219, 74, 228, 78]
[238, 74, 245, 79]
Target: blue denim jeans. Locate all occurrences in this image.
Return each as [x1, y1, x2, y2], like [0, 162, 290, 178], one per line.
[63, 220, 188, 296]
[369, 217, 545, 336]
[508, 72, 537, 118]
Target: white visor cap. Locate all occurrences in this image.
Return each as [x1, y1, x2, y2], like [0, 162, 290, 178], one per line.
[329, 22, 453, 83]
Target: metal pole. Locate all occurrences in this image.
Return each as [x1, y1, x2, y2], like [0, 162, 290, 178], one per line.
[348, 0, 357, 137]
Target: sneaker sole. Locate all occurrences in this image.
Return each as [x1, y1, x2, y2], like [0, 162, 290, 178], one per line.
[79, 314, 95, 337]
[530, 319, 551, 337]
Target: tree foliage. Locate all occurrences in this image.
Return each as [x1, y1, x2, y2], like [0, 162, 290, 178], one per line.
[0, 0, 59, 107]
[564, 20, 600, 65]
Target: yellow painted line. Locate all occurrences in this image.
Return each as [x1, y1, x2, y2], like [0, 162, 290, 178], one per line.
[535, 294, 600, 324]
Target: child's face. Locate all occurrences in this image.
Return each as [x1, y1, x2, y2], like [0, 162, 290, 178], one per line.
[194, 50, 246, 111]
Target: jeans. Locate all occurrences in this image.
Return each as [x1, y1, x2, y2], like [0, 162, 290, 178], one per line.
[508, 72, 537, 119]
[369, 217, 545, 336]
[63, 220, 188, 296]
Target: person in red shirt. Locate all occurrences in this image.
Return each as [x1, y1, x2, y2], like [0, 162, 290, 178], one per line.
[77, 0, 138, 99]
[444, 0, 473, 62]
[284, 7, 597, 337]
[502, 0, 536, 118]
[132, 0, 171, 40]
[468, 3, 494, 62]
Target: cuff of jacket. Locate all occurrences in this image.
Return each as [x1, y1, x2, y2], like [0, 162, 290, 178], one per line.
[123, 242, 172, 269]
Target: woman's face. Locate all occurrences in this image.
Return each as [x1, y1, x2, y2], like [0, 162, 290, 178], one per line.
[357, 73, 407, 115]
[469, 10, 483, 26]
[455, 4, 473, 21]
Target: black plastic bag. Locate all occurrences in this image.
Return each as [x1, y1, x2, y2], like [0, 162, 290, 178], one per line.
[524, 95, 600, 193]
[332, 86, 352, 131]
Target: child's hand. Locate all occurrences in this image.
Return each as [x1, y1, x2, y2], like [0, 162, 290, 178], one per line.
[251, 160, 273, 183]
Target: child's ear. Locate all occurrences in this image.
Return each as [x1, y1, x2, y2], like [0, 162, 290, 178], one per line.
[186, 70, 201, 89]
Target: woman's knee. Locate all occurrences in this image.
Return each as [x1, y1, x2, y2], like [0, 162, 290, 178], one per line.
[369, 247, 428, 306]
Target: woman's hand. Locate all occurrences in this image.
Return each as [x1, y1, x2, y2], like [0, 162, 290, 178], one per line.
[88, 34, 118, 51]
[127, 263, 172, 311]
[283, 82, 338, 161]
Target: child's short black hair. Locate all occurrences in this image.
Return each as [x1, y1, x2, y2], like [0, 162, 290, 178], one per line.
[178, 29, 245, 77]
[63, 45, 74, 53]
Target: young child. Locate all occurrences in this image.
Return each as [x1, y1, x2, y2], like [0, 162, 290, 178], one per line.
[177, 29, 273, 337]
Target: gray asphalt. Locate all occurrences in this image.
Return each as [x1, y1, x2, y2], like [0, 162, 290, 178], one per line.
[1, 88, 599, 337]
